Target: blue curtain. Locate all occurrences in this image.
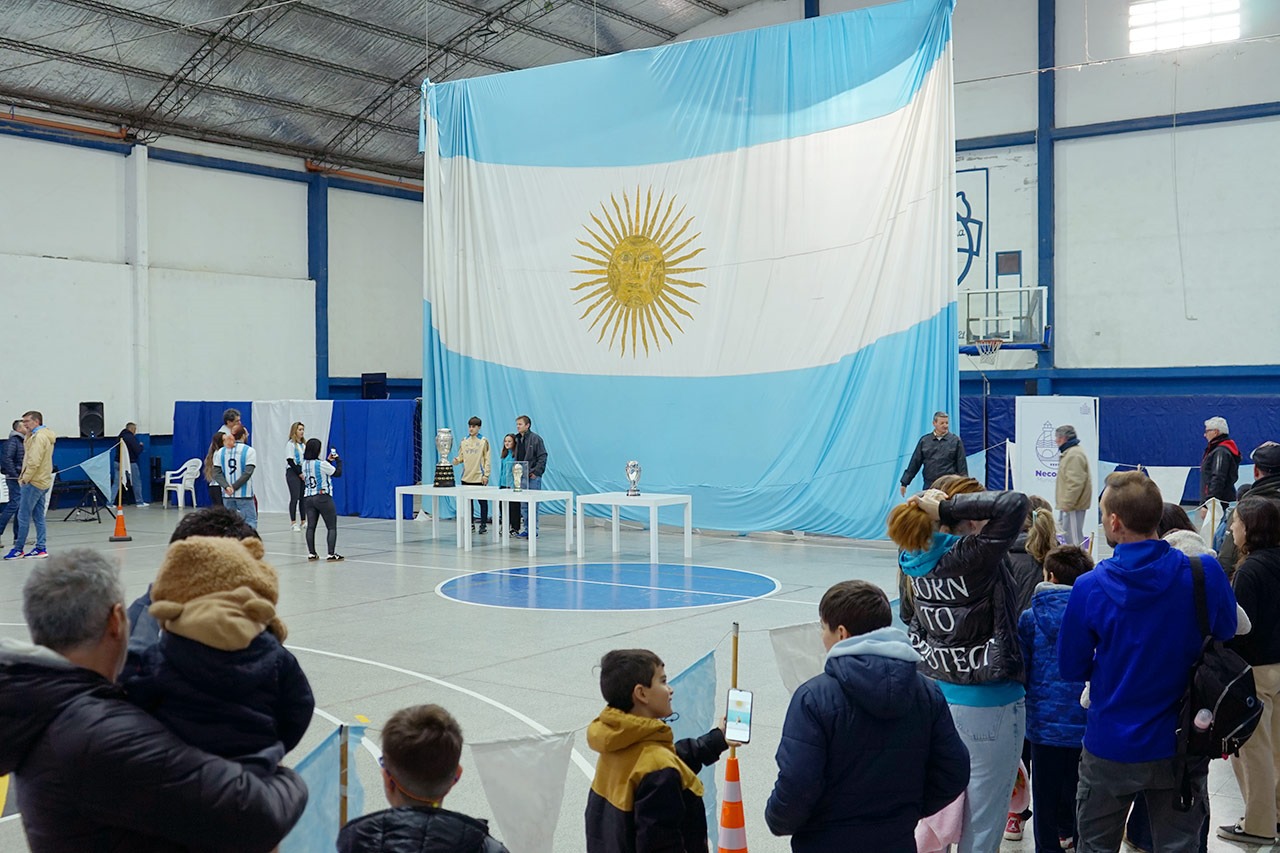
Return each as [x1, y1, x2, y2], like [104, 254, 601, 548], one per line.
[172, 402, 251, 507]
[328, 400, 417, 518]
[959, 395, 1280, 502]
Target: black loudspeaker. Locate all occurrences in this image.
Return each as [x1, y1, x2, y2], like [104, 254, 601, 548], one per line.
[79, 402, 105, 438]
[361, 372, 388, 400]
[1024, 380, 1038, 397]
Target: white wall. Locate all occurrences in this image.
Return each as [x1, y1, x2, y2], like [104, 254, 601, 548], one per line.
[328, 189, 424, 378]
[149, 161, 308, 279]
[147, 268, 316, 426]
[0, 135, 127, 263]
[1056, 0, 1280, 126]
[952, 0, 1037, 139]
[1056, 117, 1280, 369]
[0, 254, 133, 433]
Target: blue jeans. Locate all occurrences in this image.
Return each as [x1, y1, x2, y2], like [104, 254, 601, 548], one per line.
[951, 698, 1027, 853]
[520, 474, 542, 531]
[225, 496, 258, 530]
[110, 461, 147, 504]
[0, 478, 20, 539]
[15, 483, 49, 552]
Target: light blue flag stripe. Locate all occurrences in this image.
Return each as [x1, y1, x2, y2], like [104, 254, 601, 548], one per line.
[668, 650, 719, 850]
[79, 448, 115, 505]
[428, 0, 953, 167]
[280, 725, 366, 853]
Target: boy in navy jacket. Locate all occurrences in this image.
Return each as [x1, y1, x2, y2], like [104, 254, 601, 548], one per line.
[1018, 546, 1092, 853]
[1059, 471, 1236, 852]
[765, 580, 970, 853]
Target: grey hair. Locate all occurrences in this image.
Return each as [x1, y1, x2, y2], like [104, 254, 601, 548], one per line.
[932, 411, 949, 421]
[1205, 416, 1229, 434]
[23, 549, 125, 652]
[1055, 425, 1078, 440]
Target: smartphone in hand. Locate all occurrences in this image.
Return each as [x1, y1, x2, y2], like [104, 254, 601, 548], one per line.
[725, 688, 753, 744]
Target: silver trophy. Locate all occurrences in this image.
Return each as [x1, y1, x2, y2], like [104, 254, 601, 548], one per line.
[512, 462, 524, 493]
[625, 460, 642, 496]
[433, 428, 456, 487]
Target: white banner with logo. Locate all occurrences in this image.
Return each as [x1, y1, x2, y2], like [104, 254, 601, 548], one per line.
[1013, 397, 1100, 511]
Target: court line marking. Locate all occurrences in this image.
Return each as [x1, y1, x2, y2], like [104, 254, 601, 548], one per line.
[433, 567, 782, 613]
[290, 646, 594, 779]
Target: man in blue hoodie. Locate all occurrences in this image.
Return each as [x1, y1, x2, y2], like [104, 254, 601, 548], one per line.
[766, 580, 970, 852]
[1059, 471, 1237, 853]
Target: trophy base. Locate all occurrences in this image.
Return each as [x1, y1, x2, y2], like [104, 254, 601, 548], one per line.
[433, 464, 456, 488]
[626, 487, 641, 497]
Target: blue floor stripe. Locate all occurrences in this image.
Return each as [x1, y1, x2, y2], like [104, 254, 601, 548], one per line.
[438, 563, 780, 611]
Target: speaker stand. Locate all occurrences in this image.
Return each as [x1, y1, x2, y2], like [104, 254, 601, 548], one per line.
[63, 434, 112, 524]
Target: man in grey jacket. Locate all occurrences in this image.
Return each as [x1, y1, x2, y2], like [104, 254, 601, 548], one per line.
[900, 412, 967, 496]
[0, 419, 26, 543]
[0, 548, 307, 852]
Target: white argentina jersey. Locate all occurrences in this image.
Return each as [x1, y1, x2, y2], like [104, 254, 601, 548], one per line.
[215, 444, 257, 498]
[302, 459, 336, 498]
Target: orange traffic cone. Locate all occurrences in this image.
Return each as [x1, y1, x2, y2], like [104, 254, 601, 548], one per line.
[718, 754, 747, 853]
[109, 506, 132, 542]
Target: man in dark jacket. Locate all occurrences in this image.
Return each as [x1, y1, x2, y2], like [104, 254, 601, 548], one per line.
[0, 547, 307, 853]
[1219, 441, 1280, 577]
[0, 418, 26, 542]
[766, 580, 969, 853]
[1059, 471, 1236, 853]
[339, 704, 508, 853]
[109, 422, 148, 506]
[1201, 416, 1242, 504]
[900, 412, 967, 496]
[513, 414, 548, 537]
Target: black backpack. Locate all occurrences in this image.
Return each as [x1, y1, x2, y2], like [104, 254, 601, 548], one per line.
[1174, 555, 1262, 810]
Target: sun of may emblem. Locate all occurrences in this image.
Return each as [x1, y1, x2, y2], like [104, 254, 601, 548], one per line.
[571, 187, 706, 357]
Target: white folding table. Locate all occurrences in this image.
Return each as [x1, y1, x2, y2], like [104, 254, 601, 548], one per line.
[393, 484, 471, 548]
[474, 487, 574, 558]
[576, 492, 693, 562]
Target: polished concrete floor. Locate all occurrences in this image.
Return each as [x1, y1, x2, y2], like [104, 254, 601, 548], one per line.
[0, 505, 1265, 852]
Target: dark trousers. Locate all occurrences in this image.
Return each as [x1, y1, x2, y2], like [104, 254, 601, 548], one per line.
[499, 487, 518, 533]
[1031, 743, 1080, 853]
[461, 482, 488, 525]
[1126, 791, 1209, 853]
[0, 478, 20, 539]
[305, 493, 338, 556]
[207, 482, 223, 506]
[1076, 749, 1208, 853]
[286, 470, 304, 521]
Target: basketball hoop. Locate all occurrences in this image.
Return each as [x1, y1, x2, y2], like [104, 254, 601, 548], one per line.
[975, 338, 1003, 365]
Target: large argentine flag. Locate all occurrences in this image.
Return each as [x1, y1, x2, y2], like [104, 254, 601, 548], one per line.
[423, 0, 957, 538]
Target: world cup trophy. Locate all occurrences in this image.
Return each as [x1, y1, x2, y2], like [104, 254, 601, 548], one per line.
[433, 428, 456, 487]
[512, 462, 524, 493]
[625, 460, 642, 496]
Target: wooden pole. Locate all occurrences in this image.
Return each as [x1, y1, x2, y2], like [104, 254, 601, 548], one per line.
[339, 725, 349, 827]
[116, 440, 126, 508]
[729, 622, 739, 759]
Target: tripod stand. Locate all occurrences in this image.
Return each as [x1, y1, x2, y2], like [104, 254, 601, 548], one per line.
[64, 433, 113, 523]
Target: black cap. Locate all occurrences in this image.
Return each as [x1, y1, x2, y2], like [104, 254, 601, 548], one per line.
[1251, 442, 1280, 471]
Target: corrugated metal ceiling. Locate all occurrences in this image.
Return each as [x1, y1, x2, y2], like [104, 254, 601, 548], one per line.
[0, 0, 751, 177]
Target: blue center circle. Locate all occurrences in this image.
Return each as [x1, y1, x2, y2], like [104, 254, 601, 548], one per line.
[437, 563, 779, 611]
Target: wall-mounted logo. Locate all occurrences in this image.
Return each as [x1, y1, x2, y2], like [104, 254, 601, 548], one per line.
[956, 190, 984, 286]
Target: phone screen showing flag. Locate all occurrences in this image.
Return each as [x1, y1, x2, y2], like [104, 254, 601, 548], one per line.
[726, 688, 753, 744]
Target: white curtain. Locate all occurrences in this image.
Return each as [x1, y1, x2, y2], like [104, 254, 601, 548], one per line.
[250, 401, 334, 515]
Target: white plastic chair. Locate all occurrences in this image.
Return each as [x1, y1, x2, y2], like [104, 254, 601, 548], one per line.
[163, 458, 202, 509]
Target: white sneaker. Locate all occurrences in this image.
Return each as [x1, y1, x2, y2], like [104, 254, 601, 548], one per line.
[291, 522, 301, 532]
[137, 502, 149, 508]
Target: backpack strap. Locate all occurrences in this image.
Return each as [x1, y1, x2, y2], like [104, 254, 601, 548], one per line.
[1174, 555, 1210, 813]
[1189, 555, 1211, 640]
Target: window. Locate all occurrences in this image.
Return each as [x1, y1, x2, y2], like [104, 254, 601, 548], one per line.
[1129, 0, 1241, 54]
